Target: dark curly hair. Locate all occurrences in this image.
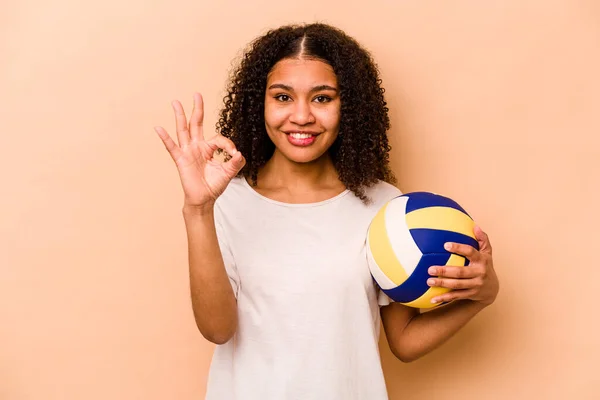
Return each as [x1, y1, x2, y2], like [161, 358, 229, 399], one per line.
[216, 23, 395, 202]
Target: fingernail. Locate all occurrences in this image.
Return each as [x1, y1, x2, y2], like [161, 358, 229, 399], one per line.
[444, 243, 452, 251]
[427, 279, 435, 286]
[428, 267, 437, 275]
[431, 298, 438, 304]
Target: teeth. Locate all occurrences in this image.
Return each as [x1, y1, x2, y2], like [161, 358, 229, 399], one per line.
[290, 133, 313, 139]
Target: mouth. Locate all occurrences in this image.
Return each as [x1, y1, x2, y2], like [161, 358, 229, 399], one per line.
[284, 131, 320, 147]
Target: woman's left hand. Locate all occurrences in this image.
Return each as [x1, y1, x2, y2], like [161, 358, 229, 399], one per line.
[427, 226, 499, 306]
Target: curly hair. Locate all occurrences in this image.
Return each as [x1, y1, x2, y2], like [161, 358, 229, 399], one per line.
[216, 23, 395, 202]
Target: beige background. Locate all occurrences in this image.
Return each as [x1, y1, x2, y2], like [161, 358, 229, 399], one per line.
[2, 0, 598, 399]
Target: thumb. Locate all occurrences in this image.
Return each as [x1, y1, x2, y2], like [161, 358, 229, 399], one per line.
[224, 151, 246, 176]
[474, 225, 492, 254]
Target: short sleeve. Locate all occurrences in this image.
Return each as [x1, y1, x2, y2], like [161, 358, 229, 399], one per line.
[214, 211, 240, 299]
[377, 286, 394, 307]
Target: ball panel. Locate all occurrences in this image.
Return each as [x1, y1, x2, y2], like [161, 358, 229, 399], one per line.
[383, 253, 450, 303]
[401, 286, 450, 309]
[366, 235, 399, 290]
[384, 196, 422, 276]
[405, 192, 470, 216]
[395, 254, 467, 309]
[446, 253, 467, 266]
[367, 203, 409, 286]
[406, 206, 476, 239]
[409, 229, 479, 255]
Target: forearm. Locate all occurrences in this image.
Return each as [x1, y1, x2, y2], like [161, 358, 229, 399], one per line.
[391, 300, 487, 362]
[183, 205, 238, 344]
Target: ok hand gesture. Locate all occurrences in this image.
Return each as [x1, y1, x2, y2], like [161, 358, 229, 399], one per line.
[155, 93, 245, 209]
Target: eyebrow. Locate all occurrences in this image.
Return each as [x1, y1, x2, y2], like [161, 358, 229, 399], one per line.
[267, 83, 338, 92]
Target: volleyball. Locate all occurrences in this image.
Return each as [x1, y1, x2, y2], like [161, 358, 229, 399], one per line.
[366, 192, 479, 309]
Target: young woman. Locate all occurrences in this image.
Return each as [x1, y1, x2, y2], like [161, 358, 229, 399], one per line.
[155, 23, 499, 400]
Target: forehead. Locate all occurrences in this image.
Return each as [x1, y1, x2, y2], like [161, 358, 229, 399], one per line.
[267, 58, 337, 87]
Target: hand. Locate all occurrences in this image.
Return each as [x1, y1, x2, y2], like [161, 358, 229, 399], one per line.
[427, 226, 499, 306]
[155, 93, 245, 208]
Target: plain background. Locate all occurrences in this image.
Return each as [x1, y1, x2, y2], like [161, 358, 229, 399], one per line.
[2, 0, 599, 399]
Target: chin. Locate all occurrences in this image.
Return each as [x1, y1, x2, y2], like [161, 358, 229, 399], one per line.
[280, 148, 329, 164]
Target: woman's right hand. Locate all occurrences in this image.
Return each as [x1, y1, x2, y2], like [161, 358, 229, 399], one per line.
[155, 93, 246, 210]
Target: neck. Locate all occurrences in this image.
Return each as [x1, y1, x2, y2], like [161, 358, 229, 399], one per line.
[257, 150, 341, 190]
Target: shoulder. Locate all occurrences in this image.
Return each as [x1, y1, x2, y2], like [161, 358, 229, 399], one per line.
[214, 176, 251, 219]
[217, 176, 247, 202]
[364, 180, 402, 208]
[215, 176, 255, 206]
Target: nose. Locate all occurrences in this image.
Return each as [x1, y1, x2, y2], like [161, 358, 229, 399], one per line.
[289, 100, 315, 125]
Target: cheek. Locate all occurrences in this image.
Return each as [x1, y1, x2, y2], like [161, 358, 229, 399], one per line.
[316, 108, 341, 131]
[264, 103, 288, 129]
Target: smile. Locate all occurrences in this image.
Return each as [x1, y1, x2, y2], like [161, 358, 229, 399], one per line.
[284, 131, 320, 147]
[290, 132, 314, 139]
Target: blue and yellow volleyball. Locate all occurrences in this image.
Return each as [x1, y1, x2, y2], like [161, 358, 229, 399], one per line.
[366, 192, 479, 309]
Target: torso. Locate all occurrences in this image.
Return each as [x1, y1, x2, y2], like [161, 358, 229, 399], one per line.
[205, 177, 402, 400]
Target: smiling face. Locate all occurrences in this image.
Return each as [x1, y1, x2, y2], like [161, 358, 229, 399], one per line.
[264, 58, 341, 164]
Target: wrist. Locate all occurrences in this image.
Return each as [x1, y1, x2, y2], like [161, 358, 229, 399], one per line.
[182, 202, 215, 217]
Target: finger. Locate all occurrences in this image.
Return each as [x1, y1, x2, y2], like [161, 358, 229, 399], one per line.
[189, 93, 204, 141]
[428, 265, 480, 279]
[427, 276, 483, 290]
[205, 134, 238, 156]
[474, 225, 493, 255]
[221, 150, 246, 177]
[431, 289, 477, 305]
[172, 100, 190, 147]
[154, 126, 183, 161]
[444, 242, 481, 262]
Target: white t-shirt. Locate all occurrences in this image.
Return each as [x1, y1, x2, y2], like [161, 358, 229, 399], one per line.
[205, 176, 402, 400]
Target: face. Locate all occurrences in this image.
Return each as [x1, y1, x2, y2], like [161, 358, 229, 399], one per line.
[264, 58, 341, 164]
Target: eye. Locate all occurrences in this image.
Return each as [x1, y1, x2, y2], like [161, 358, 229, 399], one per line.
[274, 94, 292, 102]
[313, 95, 332, 103]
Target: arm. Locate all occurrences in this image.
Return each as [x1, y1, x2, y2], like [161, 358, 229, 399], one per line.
[380, 226, 499, 362]
[381, 300, 486, 362]
[183, 205, 238, 345]
[155, 93, 245, 345]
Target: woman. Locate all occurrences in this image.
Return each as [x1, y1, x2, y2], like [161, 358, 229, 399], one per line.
[155, 23, 499, 400]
